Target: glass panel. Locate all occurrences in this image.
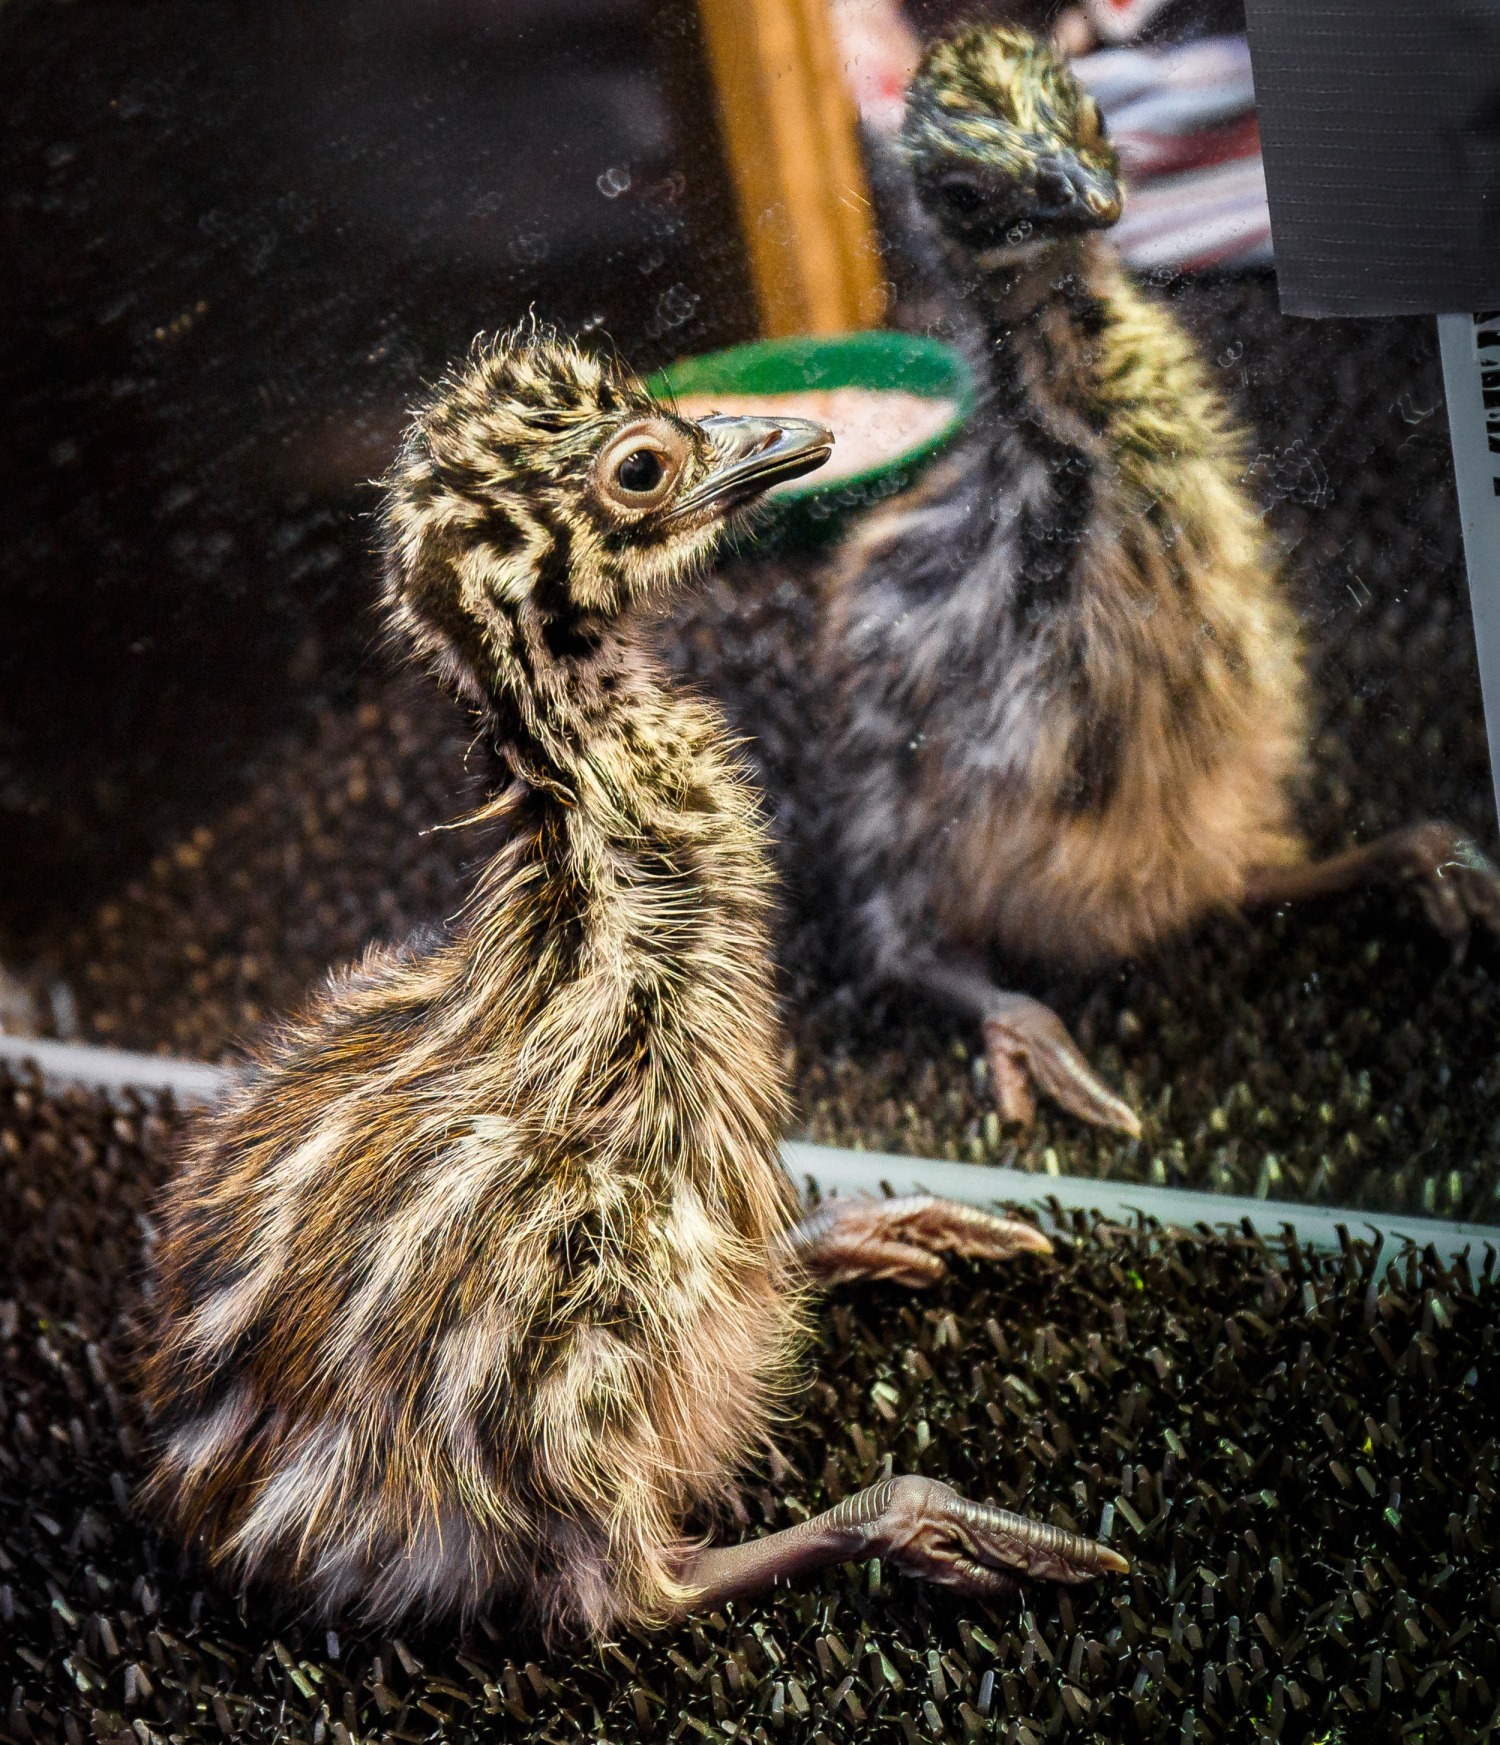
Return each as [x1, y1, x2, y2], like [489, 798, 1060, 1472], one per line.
[3, 0, 1498, 1233]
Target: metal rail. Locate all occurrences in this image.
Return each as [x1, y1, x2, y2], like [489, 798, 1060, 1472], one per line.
[6, 1033, 1496, 1264]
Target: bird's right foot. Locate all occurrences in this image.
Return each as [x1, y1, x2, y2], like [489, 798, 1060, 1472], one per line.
[853, 1474, 1130, 1595]
[983, 994, 1140, 1137]
[679, 1473, 1128, 1613]
[786, 1191, 1051, 1287]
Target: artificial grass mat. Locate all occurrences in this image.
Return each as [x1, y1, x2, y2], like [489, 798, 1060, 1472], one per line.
[2, 1065, 1496, 1744]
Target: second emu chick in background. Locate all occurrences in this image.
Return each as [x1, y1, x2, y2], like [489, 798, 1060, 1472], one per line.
[139, 329, 1124, 1642]
[820, 24, 1500, 1134]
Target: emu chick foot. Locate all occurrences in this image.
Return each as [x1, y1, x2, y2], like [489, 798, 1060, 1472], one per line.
[786, 1192, 1051, 1287]
[681, 1474, 1128, 1612]
[1245, 820, 1500, 960]
[983, 993, 1140, 1137]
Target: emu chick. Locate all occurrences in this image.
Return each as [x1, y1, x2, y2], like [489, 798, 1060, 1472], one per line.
[821, 25, 1500, 1132]
[141, 330, 1121, 1640]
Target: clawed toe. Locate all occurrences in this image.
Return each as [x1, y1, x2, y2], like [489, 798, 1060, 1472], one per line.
[876, 1475, 1128, 1595]
[875, 1193, 1052, 1261]
[949, 1493, 1131, 1585]
[1387, 823, 1500, 959]
[785, 1193, 1052, 1288]
[983, 998, 1140, 1137]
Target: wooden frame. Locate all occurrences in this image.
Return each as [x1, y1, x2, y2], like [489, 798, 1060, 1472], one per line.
[695, 0, 887, 337]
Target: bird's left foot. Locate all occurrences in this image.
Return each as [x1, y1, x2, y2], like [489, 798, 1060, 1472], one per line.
[785, 1192, 1051, 1288]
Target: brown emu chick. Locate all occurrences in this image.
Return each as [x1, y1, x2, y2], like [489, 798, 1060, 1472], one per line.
[140, 330, 1123, 1640]
[821, 24, 1500, 1133]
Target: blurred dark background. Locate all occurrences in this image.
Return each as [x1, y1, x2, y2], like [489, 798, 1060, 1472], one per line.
[0, 0, 755, 940]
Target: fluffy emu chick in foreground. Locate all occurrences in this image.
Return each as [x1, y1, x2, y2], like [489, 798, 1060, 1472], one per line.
[821, 24, 1500, 1133]
[139, 330, 1123, 1640]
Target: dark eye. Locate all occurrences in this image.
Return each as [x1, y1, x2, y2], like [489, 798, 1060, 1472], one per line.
[617, 447, 665, 494]
[592, 417, 687, 520]
[939, 175, 985, 214]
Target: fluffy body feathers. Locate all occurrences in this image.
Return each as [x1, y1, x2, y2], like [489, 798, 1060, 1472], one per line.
[141, 334, 804, 1637]
[827, 241, 1305, 972]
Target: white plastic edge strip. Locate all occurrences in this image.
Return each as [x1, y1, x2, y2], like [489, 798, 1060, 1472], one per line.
[1438, 311, 1500, 827]
[5, 1033, 1496, 1264]
[0, 1033, 234, 1104]
[783, 1142, 1499, 1267]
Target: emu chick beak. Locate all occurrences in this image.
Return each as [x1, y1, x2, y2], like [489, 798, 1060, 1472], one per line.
[670, 413, 833, 520]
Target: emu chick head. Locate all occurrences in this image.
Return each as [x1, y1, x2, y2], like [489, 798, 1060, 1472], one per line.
[381, 328, 830, 718]
[903, 24, 1122, 251]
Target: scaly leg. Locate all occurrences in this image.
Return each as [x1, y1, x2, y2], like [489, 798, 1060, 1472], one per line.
[678, 1474, 1127, 1612]
[783, 1192, 1052, 1287]
[1245, 820, 1500, 960]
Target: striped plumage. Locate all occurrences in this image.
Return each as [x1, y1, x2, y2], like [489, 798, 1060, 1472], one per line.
[820, 24, 1500, 1133]
[139, 329, 1121, 1638]
[140, 334, 813, 1636]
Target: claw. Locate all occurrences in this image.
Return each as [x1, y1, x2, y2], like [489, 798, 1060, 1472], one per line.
[983, 998, 1140, 1137]
[786, 1193, 1051, 1287]
[874, 1476, 1128, 1595]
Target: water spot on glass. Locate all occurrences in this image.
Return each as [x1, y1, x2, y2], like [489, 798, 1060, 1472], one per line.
[596, 165, 631, 199]
[1394, 390, 1439, 424]
[1243, 437, 1331, 513]
[508, 231, 548, 266]
[655, 284, 699, 329]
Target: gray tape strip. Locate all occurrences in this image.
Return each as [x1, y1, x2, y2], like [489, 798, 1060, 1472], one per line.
[1439, 310, 1500, 825]
[5, 1035, 1494, 1261]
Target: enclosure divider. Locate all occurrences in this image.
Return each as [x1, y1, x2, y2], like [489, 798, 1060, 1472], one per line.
[693, 0, 886, 336]
[7, 1033, 1496, 1265]
[1438, 312, 1500, 825]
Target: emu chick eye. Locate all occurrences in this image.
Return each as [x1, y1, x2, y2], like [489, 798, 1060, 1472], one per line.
[617, 447, 664, 494]
[592, 418, 687, 518]
[940, 176, 985, 214]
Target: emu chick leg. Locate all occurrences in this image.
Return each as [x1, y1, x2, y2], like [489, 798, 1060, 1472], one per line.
[783, 1192, 1051, 1288]
[679, 1474, 1127, 1612]
[1245, 821, 1500, 957]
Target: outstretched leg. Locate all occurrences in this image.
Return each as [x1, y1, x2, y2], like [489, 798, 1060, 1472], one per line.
[783, 1192, 1051, 1288]
[1245, 821, 1500, 958]
[678, 1474, 1127, 1612]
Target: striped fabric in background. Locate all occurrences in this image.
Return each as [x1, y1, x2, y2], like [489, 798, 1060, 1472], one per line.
[1073, 34, 1273, 273]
